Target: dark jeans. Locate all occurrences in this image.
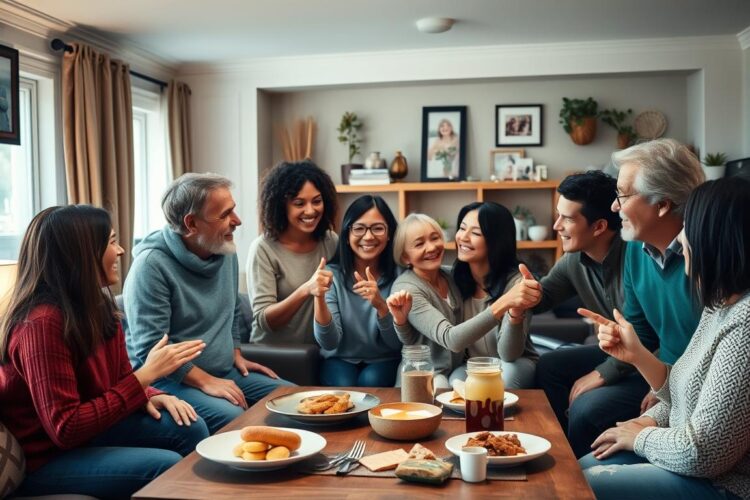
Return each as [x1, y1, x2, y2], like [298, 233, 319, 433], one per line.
[536, 344, 649, 457]
[16, 409, 209, 499]
[320, 358, 400, 387]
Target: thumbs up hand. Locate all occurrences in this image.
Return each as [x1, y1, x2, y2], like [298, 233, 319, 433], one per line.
[305, 257, 333, 297]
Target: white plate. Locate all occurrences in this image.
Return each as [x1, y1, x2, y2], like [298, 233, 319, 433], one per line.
[436, 391, 519, 414]
[265, 390, 380, 424]
[196, 428, 326, 471]
[445, 431, 551, 467]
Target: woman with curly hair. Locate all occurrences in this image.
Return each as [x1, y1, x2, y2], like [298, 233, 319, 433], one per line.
[0, 205, 208, 499]
[246, 160, 339, 344]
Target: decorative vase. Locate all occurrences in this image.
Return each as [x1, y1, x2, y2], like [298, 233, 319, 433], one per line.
[365, 151, 385, 169]
[616, 133, 631, 150]
[528, 225, 549, 242]
[569, 117, 597, 145]
[702, 164, 726, 181]
[513, 218, 528, 241]
[389, 150, 408, 181]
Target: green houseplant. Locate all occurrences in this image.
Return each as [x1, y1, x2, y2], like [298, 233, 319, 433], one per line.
[702, 152, 728, 181]
[559, 97, 598, 145]
[337, 111, 364, 183]
[599, 108, 636, 149]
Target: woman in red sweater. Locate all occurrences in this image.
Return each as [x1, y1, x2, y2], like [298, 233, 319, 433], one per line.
[0, 205, 209, 499]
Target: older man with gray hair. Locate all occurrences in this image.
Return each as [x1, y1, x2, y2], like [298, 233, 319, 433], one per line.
[124, 173, 292, 434]
[558, 139, 705, 457]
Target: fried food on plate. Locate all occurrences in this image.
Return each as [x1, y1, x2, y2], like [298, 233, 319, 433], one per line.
[466, 432, 526, 456]
[297, 392, 354, 414]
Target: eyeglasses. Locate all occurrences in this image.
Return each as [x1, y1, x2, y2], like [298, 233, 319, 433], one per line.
[350, 223, 387, 237]
[615, 191, 638, 208]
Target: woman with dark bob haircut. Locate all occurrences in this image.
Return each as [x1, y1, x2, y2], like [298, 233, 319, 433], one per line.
[579, 177, 750, 500]
[246, 160, 339, 344]
[313, 195, 402, 386]
[449, 201, 539, 388]
[0, 205, 208, 499]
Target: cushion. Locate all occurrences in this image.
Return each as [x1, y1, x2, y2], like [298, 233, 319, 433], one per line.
[0, 421, 25, 499]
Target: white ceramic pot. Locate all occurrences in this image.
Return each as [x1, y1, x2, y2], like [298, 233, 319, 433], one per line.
[702, 164, 726, 181]
[514, 218, 527, 241]
[528, 225, 549, 242]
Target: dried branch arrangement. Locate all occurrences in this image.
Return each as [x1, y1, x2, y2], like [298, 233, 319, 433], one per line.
[277, 117, 316, 161]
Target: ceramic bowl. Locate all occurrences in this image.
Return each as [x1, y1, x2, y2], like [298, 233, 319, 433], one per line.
[528, 225, 549, 242]
[368, 402, 442, 441]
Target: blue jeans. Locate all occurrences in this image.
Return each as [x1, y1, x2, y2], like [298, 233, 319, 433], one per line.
[580, 451, 741, 499]
[536, 344, 649, 457]
[320, 358, 400, 387]
[16, 410, 209, 499]
[155, 368, 294, 433]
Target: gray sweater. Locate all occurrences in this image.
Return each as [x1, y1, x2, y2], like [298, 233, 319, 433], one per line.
[393, 268, 497, 378]
[246, 232, 338, 344]
[635, 292, 750, 498]
[313, 264, 402, 363]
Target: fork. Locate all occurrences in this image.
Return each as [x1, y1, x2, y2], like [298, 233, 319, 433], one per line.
[308, 450, 350, 471]
[335, 440, 366, 475]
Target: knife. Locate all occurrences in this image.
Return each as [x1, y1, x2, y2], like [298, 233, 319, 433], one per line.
[335, 457, 358, 475]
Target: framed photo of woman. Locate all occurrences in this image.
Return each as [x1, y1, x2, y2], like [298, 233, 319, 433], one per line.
[0, 44, 20, 145]
[496, 104, 542, 147]
[421, 106, 467, 182]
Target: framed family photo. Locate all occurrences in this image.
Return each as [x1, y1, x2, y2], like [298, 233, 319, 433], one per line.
[490, 148, 525, 180]
[496, 104, 542, 147]
[421, 106, 467, 182]
[0, 44, 20, 145]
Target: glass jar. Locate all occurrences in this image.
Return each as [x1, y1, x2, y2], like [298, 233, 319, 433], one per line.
[465, 357, 504, 432]
[400, 345, 434, 404]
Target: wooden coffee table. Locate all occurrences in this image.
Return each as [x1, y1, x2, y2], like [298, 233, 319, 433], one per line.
[133, 387, 594, 499]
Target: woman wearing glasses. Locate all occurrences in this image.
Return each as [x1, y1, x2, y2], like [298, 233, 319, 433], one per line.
[246, 161, 338, 344]
[313, 195, 402, 387]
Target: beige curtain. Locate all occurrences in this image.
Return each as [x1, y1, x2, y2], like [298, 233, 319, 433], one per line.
[167, 80, 192, 177]
[62, 43, 135, 286]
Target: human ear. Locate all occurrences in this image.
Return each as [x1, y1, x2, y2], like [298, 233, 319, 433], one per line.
[591, 219, 608, 237]
[183, 214, 198, 235]
[657, 200, 673, 217]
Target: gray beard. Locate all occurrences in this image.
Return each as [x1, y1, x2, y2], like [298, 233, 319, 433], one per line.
[197, 234, 236, 255]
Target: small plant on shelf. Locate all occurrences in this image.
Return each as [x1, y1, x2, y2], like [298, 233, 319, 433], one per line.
[512, 206, 536, 226]
[559, 97, 599, 145]
[337, 111, 363, 164]
[599, 108, 636, 149]
[702, 152, 728, 166]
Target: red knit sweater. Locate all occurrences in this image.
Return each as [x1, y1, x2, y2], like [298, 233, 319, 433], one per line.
[0, 304, 160, 471]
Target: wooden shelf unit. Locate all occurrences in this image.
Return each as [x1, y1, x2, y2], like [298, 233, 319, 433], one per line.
[336, 180, 562, 261]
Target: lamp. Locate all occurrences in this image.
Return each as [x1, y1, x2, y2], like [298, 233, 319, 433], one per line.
[0, 260, 18, 317]
[416, 17, 456, 34]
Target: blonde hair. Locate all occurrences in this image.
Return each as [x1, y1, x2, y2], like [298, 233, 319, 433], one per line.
[392, 213, 444, 266]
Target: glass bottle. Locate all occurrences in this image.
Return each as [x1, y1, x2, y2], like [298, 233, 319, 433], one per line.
[400, 345, 434, 404]
[465, 357, 504, 432]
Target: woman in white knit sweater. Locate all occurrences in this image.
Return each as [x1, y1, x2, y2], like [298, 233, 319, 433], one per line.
[578, 177, 749, 499]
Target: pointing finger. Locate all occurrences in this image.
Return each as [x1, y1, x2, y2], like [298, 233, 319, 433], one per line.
[365, 266, 376, 282]
[577, 308, 614, 327]
[354, 271, 365, 283]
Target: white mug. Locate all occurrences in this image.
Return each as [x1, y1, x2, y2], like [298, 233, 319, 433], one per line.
[459, 446, 488, 483]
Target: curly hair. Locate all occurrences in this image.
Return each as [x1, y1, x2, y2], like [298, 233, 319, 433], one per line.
[259, 160, 338, 240]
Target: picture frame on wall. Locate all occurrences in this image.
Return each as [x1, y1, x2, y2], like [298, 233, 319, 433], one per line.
[496, 104, 542, 147]
[421, 106, 467, 182]
[0, 44, 20, 145]
[514, 158, 535, 180]
[490, 148, 525, 180]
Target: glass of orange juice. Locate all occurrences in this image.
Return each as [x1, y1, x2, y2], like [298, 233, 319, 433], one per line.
[465, 357, 504, 432]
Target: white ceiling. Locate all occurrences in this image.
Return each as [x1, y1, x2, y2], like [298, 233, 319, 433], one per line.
[16, 0, 750, 63]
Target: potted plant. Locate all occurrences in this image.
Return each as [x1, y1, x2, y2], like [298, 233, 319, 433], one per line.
[599, 108, 636, 149]
[559, 97, 598, 145]
[435, 217, 454, 241]
[337, 111, 364, 184]
[702, 152, 728, 181]
[512, 206, 535, 241]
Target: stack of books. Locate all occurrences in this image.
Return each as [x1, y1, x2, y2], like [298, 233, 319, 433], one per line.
[348, 168, 391, 185]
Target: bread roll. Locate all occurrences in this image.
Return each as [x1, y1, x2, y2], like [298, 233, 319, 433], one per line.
[242, 441, 269, 453]
[242, 450, 267, 461]
[266, 446, 291, 460]
[240, 426, 301, 451]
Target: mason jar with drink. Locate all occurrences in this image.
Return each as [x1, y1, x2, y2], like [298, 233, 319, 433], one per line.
[465, 356, 504, 432]
[400, 345, 435, 404]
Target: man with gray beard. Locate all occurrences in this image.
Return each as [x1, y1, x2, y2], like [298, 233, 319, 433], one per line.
[124, 173, 292, 433]
[559, 139, 704, 457]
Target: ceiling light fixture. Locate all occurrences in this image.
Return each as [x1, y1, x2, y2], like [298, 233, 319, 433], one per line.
[416, 17, 455, 34]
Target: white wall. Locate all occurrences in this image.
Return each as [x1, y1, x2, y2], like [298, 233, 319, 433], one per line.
[267, 73, 688, 184]
[180, 35, 745, 269]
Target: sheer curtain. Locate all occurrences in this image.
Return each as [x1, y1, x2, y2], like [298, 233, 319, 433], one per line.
[167, 80, 192, 177]
[61, 43, 135, 285]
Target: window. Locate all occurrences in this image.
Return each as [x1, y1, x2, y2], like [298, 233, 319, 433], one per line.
[132, 87, 169, 242]
[0, 77, 39, 260]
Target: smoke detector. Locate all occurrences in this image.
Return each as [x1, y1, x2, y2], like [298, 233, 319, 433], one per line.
[416, 17, 455, 34]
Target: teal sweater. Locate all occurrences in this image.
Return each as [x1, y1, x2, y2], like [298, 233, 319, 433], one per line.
[622, 241, 702, 367]
[123, 228, 241, 383]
